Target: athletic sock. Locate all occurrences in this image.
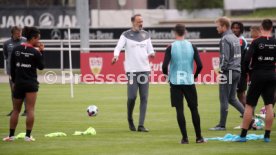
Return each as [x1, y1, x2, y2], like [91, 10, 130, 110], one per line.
[264, 130, 271, 139]
[9, 129, 15, 137]
[26, 130, 32, 138]
[240, 128, 248, 138]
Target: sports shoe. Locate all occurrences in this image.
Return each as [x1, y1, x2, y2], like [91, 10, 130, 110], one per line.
[21, 110, 27, 116]
[264, 138, 271, 143]
[180, 138, 189, 144]
[137, 126, 149, 132]
[234, 136, 247, 142]
[233, 125, 241, 129]
[6, 110, 13, 116]
[196, 138, 206, 143]
[2, 136, 15, 142]
[128, 120, 136, 131]
[209, 125, 226, 131]
[24, 136, 35, 142]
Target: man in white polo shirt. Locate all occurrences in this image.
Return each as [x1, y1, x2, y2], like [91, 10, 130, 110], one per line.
[112, 14, 155, 132]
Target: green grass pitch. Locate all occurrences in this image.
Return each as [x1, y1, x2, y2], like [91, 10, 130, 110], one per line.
[0, 84, 275, 155]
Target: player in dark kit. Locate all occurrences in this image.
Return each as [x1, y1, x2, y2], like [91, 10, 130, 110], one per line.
[3, 27, 45, 142]
[236, 19, 276, 142]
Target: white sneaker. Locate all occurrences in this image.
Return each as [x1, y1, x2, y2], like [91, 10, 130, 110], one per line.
[24, 136, 35, 142]
[233, 125, 241, 129]
[3, 136, 15, 142]
[209, 126, 226, 131]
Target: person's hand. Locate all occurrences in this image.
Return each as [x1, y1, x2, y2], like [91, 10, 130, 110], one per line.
[111, 56, 118, 65]
[37, 42, 45, 52]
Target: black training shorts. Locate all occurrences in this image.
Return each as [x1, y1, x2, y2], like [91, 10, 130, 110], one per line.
[246, 70, 276, 107]
[170, 83, 198, 109]
[13, 84, 38, 99]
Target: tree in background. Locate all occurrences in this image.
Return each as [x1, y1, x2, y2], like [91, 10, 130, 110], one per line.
[176, 0, 223, 10]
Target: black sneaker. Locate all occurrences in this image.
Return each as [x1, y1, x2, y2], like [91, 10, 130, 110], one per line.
[21, 110, 27, 116]
[137, 126, 149, 132]
[6, 110, 13, 116]
[128, 120, 136, 131]
[180, 138, 189, 144]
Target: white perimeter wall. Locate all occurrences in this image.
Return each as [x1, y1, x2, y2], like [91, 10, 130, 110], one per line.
[91, 9, 223, 28]
[224, 0, 276, 10]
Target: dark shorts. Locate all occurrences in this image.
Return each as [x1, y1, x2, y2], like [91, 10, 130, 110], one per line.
[170, 83, 198, 109]
[13, 84, 38, 99]
[237, 73, 247, 93]
[246, 70, 276, 107]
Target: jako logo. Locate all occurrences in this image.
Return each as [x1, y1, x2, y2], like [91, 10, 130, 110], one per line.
[39, 13, 55, 27]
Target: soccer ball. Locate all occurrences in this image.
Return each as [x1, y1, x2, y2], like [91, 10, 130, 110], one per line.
[252, 118, 264, 130]
[87, 105, 98, 117]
